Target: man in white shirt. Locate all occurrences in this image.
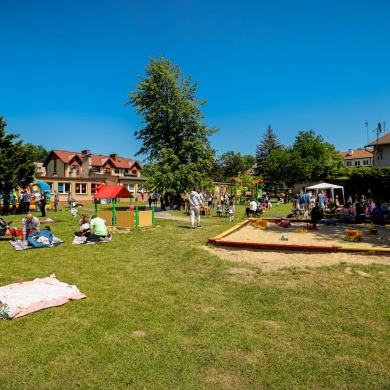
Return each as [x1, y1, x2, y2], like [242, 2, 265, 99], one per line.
[189, 187, 203, 229]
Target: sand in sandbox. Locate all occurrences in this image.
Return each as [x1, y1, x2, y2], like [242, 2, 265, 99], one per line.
[205, 221, 390, 271]
[220, 222, 390, 250]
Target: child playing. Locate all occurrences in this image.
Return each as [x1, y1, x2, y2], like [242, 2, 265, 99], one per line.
[216, 203, 223, 217]
[228, 201, 235, 222]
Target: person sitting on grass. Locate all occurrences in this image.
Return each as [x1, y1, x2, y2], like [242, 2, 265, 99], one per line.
[354, 202, 366, 221]
[86, 215, 111, 242]
[325, 197, 337, 214]
[371, 202, 385, 225]
[292, 199, 301, 218]
[340, 203, 352, 221]
[27, 226, 53, 248]
[75, 215, 91, 237]
[310, 202, 324, 229]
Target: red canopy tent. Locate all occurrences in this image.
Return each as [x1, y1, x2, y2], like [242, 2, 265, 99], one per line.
[93, 186, 131, 200]
[93, 186, 132, 223]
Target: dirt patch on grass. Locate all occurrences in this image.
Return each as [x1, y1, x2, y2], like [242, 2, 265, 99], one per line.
[205, 221, 390, 271]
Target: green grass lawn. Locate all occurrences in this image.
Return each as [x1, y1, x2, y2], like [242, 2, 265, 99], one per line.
[1, 201, 390, 389]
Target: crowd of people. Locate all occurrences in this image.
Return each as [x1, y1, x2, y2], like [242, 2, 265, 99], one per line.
[290, 188, 389, 225]
[1, 189, 55, 216]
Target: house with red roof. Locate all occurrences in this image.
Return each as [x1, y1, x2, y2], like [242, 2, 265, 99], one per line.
[42, 149, 147, 204]
[339, 148, 373, 168]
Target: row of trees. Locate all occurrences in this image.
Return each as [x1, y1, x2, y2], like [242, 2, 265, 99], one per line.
[127, 55, 346, 194]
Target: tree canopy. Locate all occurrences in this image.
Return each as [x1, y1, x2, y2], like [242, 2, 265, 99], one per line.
[211, 151, 256, 182]
[126, 55, 217, 195]
[265, 130, 343, 187]
[24, 143, 49, 164]
[0, 116, 36, 190]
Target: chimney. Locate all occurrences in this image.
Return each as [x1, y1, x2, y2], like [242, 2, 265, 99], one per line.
[110, 153, 118, 161]
[81, 150, 90, 155]
[348, 149, 353, 156]
[81, 154, 92, 178]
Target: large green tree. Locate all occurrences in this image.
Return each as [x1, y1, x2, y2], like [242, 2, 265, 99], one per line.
[0, 116, 36, 190]
[126, 55, 217, 195]
[265, 130, 343, 187]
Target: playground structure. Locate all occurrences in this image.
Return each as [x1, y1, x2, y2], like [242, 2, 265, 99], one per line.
[93, 185, 154, 230]
[208, 217, 390, 253]
[0, 179, 51, 212]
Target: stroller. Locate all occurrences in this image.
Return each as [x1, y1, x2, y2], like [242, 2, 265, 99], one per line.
[0, 217, 18, 240]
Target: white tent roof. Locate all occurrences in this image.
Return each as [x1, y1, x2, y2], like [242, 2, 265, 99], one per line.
[306, 182, 345, 204]
[306, 182, 344, 190]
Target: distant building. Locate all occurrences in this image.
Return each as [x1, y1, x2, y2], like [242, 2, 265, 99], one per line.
[367, 132, 390, 167]
[41, 149, 147, 204]
[34, 162, 46, 176]
[339, 149, 373, 168]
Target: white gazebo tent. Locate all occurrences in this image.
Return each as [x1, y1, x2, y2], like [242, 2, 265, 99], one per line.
[305, 182, 345, 204]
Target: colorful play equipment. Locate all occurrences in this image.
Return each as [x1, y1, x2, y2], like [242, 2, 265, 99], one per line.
[367, 224, 378, 235]
[0, 179, 51, 212]
[93, 185, 154, 230]
[250, 219, 268, 229]
[343, 229, 363, 242]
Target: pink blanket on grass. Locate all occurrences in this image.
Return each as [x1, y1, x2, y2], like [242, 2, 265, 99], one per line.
[0, 274, 86, 319]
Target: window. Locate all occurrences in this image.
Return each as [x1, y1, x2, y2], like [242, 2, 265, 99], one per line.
[354, 161, 360, 166]
[105, 168, 111, 174]
[114, 168, 120, 174]
[126, 184, 135, 193]
[92, 166, 101, 173]
[124, 168, 129, 174]
[58, 183, 71, 194]
[132, 169, 137, 175]
[71, 165, 79, 174]
[75, 183, 87, 194]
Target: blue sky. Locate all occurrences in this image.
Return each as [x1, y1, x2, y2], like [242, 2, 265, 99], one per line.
[1, 0, 389, 163]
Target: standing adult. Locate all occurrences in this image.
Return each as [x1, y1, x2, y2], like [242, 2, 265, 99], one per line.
[34, 191, 41, 212]
[310, 202, 324, 229]
[297, 190, 305, 214]
[23, 190, 31, 213]
[53, 190, 59, 212]
[152, 191, 158, 206]
[40, 191, 47, 217]
[67, 191, 73, 208]
[2, 191, 10, 216]
[21, 213, 40, 241]
[189, 187, 203, 229]
[19, 191, 24, 213]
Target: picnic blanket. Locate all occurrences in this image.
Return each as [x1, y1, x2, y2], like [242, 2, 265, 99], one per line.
[10, 234, 64, 250]
[0, 274, 86, 319]
[72, 235, 113, 245]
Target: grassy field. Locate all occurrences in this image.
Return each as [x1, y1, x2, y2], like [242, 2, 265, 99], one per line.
[1, 201, 390, 389]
